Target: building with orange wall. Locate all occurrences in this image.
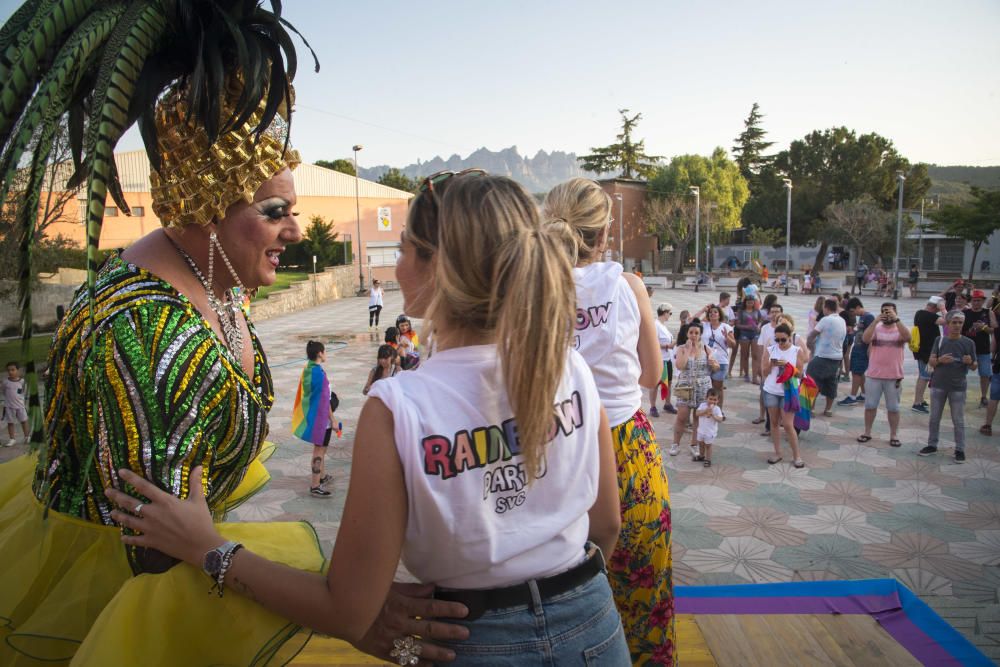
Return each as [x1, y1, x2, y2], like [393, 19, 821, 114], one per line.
[598, 178, 658, 273]
[41, 151, 414, 289]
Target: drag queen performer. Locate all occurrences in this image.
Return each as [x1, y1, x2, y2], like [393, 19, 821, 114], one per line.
[0, 2, 464, 664]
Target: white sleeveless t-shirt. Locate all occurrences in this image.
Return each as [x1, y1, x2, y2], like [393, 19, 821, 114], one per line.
[368, 345, 602, 589]
[572, 262, 642, 427]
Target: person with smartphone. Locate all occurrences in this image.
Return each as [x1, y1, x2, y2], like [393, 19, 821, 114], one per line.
[856, 303, 911, 447]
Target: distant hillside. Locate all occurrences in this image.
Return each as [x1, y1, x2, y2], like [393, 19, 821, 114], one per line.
[926, 165, 1000, 190]
[359, 146, 600, 193]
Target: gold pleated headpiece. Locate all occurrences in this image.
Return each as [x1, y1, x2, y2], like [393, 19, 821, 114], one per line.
[150, 79, 301, 228]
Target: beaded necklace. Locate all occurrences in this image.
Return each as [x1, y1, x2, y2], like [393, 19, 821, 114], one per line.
[165, 231, 245, 355]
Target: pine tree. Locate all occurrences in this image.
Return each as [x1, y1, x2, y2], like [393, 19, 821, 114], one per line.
[732, 103, 775, 183]
[579, 109, 662, 180]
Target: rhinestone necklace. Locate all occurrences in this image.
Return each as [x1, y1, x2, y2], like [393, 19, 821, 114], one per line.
[165, 231, 246, 355]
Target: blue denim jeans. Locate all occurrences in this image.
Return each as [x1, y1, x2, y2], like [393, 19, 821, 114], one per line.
[440, 570, 630, 666]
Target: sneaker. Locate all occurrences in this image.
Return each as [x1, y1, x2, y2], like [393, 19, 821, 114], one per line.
[663, 403, 677, 414]
[3, 439, 14, 447]
[689, 445, 700, 459]
[649, 406, 660, 418]
[920, 401, 929, 408]
[955, 450, 966, 464]
[319, 474, 332, 485]
[668, 443, 680, 456]
[837, 396, 856, 406]
[309, 487, 332, 497]
[918, 446, 938, 457]
[911, 404, 930, 414]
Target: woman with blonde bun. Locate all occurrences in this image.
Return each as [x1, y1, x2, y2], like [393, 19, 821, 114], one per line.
[544, 178, 676, 665]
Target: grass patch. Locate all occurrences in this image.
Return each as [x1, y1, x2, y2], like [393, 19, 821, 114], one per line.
[0, 334, 55, 368]
[253, 272, 309, 301]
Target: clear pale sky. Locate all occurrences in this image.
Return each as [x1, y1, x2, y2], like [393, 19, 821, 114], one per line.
[4, 0, 998, 169]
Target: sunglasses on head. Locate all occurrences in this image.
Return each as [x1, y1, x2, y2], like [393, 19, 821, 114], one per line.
[419, 168, 487, 194]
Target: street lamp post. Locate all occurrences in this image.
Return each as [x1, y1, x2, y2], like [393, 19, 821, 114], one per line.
[893, 171, 905, 300]
[783, 179, 792, 296]
[918, 197, 925, 270]
[613, 193, 624, 266]
[706, 202, 717, 270]
[353, 144, 364, 292]
[690, 186, 700, 293]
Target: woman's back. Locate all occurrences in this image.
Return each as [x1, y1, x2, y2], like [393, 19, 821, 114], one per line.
[368, 345, 602, 589]
[572, 262, 641, 426]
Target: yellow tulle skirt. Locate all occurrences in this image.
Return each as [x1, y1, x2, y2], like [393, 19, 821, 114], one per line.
[0, 453, 326, 666]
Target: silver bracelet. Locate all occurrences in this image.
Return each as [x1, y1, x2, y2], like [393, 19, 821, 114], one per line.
[210, 543, 244, 597]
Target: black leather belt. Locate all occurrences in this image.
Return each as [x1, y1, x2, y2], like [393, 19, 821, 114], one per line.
[434, 546, 604, 621]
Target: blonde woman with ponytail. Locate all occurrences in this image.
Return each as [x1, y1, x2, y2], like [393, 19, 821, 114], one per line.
[544, 178, 676, 665]
[104, 172, 628, 665]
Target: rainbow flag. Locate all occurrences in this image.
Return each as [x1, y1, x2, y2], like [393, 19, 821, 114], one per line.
[795, 375, 818, 431]
[292, 361, 331, 446]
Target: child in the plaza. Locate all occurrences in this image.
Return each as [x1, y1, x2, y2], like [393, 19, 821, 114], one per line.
[2, 361, 29, 446]
[292, 341, 335, 497]
[696, 388, 724, 467]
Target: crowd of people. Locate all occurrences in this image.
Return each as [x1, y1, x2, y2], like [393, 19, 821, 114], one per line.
[643, 280, 998, 469]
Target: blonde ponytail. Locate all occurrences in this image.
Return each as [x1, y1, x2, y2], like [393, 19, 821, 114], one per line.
[431, 174, 576, 479]
[542, 178, 612, 263]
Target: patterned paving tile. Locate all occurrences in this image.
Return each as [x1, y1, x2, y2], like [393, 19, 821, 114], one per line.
[773, 534, 890, 580]
[122, 287, 1000, 653]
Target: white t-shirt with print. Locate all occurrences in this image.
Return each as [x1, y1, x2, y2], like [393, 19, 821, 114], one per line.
[572, 262, 642, 426]
[368, 345, 601, 590]
[702, 322, 733, 366]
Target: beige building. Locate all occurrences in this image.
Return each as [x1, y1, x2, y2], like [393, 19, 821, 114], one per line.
[43, 151, 414, 288]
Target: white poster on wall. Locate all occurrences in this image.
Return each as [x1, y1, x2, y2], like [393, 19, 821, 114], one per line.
[377, 207, 392, 231]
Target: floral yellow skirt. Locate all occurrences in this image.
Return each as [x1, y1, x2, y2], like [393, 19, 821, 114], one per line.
[0, 452, 325, 666]
[607, 410, 675, 666]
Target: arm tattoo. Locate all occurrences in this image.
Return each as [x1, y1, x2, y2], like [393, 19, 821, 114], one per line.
[229, 576, 258, 602]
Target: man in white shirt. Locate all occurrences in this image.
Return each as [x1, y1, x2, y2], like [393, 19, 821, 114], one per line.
[807, 298, 848, 416]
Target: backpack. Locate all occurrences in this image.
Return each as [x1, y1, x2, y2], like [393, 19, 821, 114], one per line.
[909, 326, 920, 353]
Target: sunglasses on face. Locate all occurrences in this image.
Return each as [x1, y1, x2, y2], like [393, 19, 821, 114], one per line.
[419, 168, 487, 194]
[774, 337, 789, 343]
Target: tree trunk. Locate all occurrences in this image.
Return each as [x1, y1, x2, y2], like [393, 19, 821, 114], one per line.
[812, 241, 828, 274]
[672, 241, 687, 274]
[968, 241, 982, 283]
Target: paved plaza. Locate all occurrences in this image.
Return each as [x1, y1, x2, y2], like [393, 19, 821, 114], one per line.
[4, 285, 998, 659]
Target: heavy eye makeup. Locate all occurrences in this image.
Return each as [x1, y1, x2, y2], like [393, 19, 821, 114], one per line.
[258, 198, 298, 221]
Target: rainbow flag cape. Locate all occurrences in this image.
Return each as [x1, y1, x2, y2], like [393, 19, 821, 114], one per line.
[292, 361, 331, 446]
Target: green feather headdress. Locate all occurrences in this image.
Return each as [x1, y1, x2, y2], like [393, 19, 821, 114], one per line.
[0, 0, 318, 448]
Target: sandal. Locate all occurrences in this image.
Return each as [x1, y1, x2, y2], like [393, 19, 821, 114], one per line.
[823, 410, 834, 417]
[981, 425, 993, 436]
[703, 459, 712, 468]
[857, 434, 872, 443]
[752, 417, 766, 425]
[767, 456, 783, 465]
[793, 459, 805, 469]
[890, 439, 901, 448]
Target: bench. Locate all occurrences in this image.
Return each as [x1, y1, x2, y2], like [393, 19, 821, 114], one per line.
[642, 276, 668, 288]
[716, 277, 741, 288]
[762, 278, 801, 293]
[682, 277, 715, 290]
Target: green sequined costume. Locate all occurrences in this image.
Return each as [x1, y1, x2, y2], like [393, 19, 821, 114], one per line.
[0, 254, 324, 666]
[36, 251, 275, 572]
